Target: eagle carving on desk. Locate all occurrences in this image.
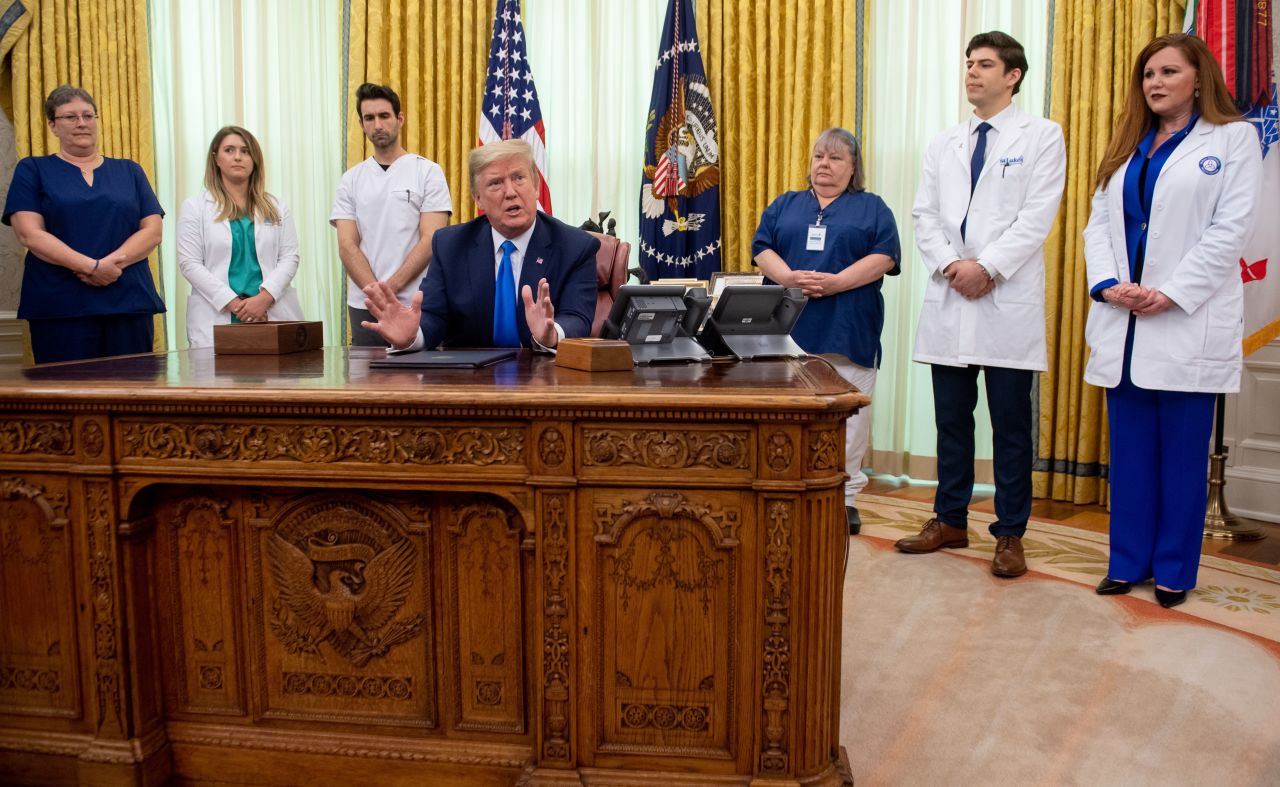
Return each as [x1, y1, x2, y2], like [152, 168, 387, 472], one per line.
[268, 530, 422, 667]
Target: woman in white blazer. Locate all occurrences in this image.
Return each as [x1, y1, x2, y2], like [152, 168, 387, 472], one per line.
[177, 126, 302, 348]
[1082, 34, 1262, 608]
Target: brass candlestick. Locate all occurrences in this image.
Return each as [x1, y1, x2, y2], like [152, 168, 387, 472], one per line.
[1204, 452, 1264, 540]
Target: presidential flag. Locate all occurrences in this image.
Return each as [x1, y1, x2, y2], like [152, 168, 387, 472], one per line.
[639, 0, 722, 280]
[479, 0, 552, 213]
[1187, 0, 1280, 354]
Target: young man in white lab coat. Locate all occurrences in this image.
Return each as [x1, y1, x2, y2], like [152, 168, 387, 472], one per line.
[901, 31, 1066, 577]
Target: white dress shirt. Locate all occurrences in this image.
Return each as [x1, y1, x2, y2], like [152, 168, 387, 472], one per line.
[962, 103, 1018, 280]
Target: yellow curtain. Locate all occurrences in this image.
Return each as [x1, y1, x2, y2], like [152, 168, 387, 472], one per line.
[699, 0, 866, 273]
[1036, 0, 1186, 504]
[344, 0, 493, 223]
[1, 0, 164, 353]
[0, 2, 34, 96]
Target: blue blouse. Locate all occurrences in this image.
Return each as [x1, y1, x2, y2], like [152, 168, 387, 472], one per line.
[1090, 115, 1199, 300]
[751, 189, 900, 367]
[2, 155, 166, 320]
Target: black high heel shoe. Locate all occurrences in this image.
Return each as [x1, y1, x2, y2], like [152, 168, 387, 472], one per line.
[1155, 587, 1188, 608]
[1096, 577, 1132, 595]
[845, 506, 862, 536]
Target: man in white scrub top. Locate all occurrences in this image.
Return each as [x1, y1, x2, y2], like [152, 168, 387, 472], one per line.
[332, 82, 453, 345]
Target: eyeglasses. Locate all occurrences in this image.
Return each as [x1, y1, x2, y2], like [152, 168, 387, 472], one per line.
[54, 113, 98, 124]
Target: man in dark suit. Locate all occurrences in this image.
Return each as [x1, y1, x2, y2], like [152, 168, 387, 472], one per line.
[362, 139, 598, 350]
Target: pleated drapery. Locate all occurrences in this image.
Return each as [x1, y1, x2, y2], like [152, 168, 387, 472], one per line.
[4, 0, 154, 162]
[1035, 0, 1187, 504]
[699, 0, 867, 272]
[148, 0, 344, 348]
[343, 0, 493, 223]
[0, 0, 164, 353]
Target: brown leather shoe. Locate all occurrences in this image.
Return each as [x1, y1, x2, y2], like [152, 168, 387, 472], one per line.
[895, 518, 969, 553]
[991, 535, 1027, 578]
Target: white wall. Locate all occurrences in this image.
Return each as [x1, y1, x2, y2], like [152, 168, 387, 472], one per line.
[1226, 339, 1280, 522]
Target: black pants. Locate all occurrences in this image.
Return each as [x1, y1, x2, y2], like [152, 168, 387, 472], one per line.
[28, 314, 154, 364]
[931, 364, 1034, 537]
[347, 306, 388, 347]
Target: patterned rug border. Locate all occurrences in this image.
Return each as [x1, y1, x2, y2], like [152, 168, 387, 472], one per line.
[855, 493, 1280, 644]
[858, 493, 1280, 582]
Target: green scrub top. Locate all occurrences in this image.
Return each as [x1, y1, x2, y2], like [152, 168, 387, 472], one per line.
[228, 215, 264, 323]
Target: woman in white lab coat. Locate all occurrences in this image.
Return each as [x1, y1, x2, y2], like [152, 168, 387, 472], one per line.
[177, 126, 302, 348]
[1082, 34, 1262, 608]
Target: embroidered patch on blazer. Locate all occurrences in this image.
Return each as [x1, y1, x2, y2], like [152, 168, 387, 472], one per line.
[1199, 156, 1222, 175]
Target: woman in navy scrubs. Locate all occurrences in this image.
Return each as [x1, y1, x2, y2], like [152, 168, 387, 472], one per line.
[3, 85, 165, 364]
[1083, 35, 1262, 608]
[752, 128, 901, 534]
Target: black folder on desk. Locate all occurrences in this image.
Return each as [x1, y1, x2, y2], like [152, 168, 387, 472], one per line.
[368, 349, 519, 369]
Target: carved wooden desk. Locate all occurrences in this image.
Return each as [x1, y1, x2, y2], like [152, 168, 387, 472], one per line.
[0, 348, 864, 786]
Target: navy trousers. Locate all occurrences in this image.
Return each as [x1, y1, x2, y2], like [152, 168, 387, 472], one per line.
[1105, 377, 1215, 590]
[28, 315, 154, 364]
[931, 364, 1034, 537]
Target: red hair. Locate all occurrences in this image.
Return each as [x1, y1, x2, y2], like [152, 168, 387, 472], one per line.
[1095, 33, 1241, 189]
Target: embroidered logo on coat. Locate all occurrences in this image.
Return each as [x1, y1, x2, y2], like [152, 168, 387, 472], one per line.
[1199, 156, 1222, 175]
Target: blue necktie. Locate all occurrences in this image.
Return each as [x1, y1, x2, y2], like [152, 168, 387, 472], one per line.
[961, 121, 993, 241]
[493, 240, 519, 347]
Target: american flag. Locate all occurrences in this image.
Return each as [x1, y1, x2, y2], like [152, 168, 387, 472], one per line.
[653, 144, 686, 197]
[479, 0, 552, 214]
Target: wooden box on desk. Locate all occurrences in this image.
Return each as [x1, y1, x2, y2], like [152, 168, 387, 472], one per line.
[555, 337, 633, 371]
[213, 320, 323, 354]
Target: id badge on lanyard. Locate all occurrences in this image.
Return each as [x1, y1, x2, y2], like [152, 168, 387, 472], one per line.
[806, 224, 827, 252]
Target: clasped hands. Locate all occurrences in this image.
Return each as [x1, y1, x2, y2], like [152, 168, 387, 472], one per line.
[228, 290, 276, 323]
[789, 269, 843, 298]
[77, 253, 125, 287]
[361, 278, 560, 350]
[943, 259, 994, 300]
[1101, 282, 1174, 316]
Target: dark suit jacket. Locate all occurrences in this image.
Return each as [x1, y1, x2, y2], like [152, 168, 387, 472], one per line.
[418, 214, 599, 349]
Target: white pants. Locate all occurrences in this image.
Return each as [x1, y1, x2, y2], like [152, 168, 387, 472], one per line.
[836, 361, 877, 505]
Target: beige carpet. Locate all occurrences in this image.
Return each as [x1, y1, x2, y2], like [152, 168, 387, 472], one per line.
[842, 495, 1280, 786]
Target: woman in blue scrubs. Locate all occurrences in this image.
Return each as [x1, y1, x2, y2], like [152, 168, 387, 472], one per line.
[1083, 34, 1262, 608]
[752, 128, 901, 534]
[3, 85, 165, 364]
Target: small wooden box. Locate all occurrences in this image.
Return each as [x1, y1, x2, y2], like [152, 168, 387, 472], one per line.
[554, 338, 634, 371]
[213, 321, 323, 354]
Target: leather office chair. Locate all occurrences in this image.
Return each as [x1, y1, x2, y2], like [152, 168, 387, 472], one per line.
[587, 231, 630, 336]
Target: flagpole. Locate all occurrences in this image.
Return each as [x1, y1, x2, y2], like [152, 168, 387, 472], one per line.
[1204, 392, 1265, 540]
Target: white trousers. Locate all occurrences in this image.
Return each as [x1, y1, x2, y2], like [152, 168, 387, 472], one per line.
[836, 362, 877, 505]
